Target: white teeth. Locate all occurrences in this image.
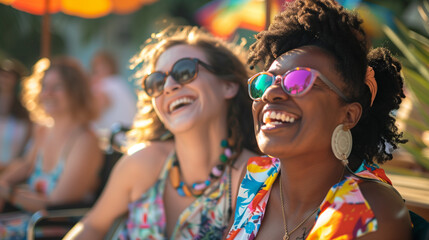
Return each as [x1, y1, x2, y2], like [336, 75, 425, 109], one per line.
[262, 111, 296, 124]
[169, 97, 195, 112]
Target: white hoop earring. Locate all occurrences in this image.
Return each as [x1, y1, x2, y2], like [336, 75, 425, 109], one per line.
[331, 124, 352, 165]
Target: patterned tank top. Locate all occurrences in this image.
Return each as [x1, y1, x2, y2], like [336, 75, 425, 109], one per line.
[26, 128, 82, 195]
[118, 151, 232, 240]
[27, 153, 65, 195]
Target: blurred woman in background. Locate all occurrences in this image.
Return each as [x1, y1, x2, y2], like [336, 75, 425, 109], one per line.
[0, 57, 103, 239]
[0, 58, 32, 171]
[90, 50, 137, 143]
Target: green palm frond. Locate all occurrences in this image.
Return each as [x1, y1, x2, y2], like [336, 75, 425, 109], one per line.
[383, 16, 429, 171]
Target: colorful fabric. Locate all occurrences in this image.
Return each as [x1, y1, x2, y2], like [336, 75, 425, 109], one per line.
[118, 151, 231, 240]
[226, 156, 392, 240]
[27, 153, 65, 195]
[0, 212, 30, 240]
[0, 155, 65, 240]
[195, 0, 286, 38]
[0, 130, 80, 240]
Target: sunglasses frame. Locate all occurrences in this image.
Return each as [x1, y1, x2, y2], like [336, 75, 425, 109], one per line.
[248, 67, 349, 101]
[142, 57, 214, 98]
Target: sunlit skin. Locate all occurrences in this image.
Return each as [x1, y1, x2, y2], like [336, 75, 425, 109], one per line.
[152, 44, 232, 136]
[250, 46, 411, 240]
[39, 70, 71, 118]
[64, 44, 256, 240]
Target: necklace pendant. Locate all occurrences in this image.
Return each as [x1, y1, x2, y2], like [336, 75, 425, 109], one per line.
[283, 234, 289, 240]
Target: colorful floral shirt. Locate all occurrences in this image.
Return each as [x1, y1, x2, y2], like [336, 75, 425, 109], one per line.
[226, 156, 392, 240]
[118, 151, 231, 240]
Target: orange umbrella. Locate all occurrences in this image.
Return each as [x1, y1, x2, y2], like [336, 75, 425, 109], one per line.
[0, 0, 157, 57]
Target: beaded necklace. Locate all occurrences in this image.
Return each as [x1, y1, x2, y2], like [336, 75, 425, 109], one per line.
[169, 139, 233, 197]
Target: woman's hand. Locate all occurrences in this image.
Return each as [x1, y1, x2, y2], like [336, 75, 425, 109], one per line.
[0, 180, 12, 200]
[10, 186, 48, 212]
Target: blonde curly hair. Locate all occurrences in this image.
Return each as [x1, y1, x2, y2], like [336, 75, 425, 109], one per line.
[22, 57, 97, 126]
[127, 25, 259, 160]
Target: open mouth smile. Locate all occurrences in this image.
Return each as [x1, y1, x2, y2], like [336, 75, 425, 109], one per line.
[168, 96, 196, 113]
[261, 110, 298, 130]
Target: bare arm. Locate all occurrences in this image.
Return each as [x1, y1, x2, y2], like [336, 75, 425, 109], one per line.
[0, 129, 39, 202]
[0, 143, 37, 186]
[9, 130, 103, 212]
[64, 141, 174, 240]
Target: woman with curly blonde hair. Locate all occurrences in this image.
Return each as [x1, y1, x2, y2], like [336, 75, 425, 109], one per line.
[65, 25, 259, 239]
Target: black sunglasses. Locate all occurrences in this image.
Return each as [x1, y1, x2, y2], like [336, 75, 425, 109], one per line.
[142, 58, 215, 97]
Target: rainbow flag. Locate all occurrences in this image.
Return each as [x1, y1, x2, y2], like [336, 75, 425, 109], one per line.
[195, 0, 287, 39]
[338, 0, 395, 38]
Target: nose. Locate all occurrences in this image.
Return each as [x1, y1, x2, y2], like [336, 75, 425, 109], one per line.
[261, 75, 289, 102]
[163, 75, 181, 95]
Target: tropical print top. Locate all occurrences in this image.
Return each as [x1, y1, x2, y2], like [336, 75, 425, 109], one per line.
[226, 156, 392, 240]
[0, 151, 67, 240]
[0, 128, 82, 240]
[27, 153, 65, 195]
[118, 151, 232, 240]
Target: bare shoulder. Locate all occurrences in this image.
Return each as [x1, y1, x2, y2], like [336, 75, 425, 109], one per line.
[122, 140, 175, 169]
[73, 128, 99, 147]
[112, 140, 175, 197]
[358, 180, 412, 239]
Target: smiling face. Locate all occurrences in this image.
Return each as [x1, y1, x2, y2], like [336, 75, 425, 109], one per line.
[151, 44, 233, 134]
[39, 69, 71, 117]
[253, 46, 351, 159]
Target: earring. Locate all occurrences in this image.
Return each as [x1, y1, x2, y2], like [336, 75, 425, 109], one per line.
[331, 124, 352, 165]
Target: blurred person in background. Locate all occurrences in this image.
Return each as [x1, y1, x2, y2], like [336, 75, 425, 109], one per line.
[90, 50, 137, 146]
[0, 58, 32, 171]
[64, 26, 259, 240]
[0, 57, 103, 239]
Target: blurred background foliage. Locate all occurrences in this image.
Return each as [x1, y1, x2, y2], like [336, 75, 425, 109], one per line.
[384, 17, 429, 174]
[1, 0, 429, 174]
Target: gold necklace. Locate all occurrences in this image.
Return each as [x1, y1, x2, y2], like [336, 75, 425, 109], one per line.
[279, 168, 345, 240]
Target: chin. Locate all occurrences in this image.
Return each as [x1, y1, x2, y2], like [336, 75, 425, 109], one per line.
[165, 119, 197, 135]
[256, 133, 288, 158]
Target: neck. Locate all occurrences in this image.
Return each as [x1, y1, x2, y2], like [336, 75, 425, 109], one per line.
[173, 120, 229, 185]
[278, 150, 345, 215]
[50, 114, 83, 133]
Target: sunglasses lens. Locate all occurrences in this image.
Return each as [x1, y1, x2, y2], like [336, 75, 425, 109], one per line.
[171, 59, 197, 84]
[283, 69, 313, 95]
[249, 73, 274, 99]
[144, 72, 166, 97]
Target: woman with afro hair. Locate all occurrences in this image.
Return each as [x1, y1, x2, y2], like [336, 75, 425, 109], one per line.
[226, 0, 414, 239]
